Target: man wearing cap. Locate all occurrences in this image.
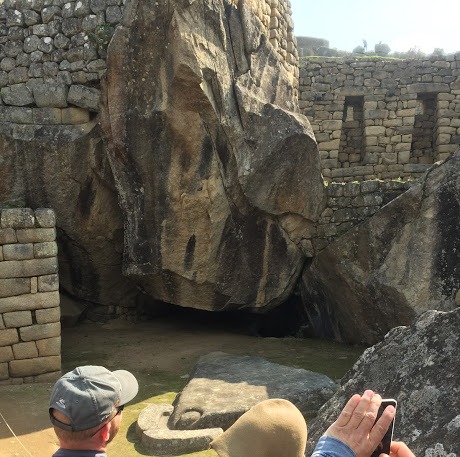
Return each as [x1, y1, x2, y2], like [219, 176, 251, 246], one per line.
[49, 365, 139, 457]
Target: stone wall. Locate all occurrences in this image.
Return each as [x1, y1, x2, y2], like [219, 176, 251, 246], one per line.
[299, 56, 460, 182]
[242, 0, 298, 71]
[0, 208, 61, 385]
[0, 0, 105, 110]
[0, 0, 298, 119]
[315, 179, 415, 250]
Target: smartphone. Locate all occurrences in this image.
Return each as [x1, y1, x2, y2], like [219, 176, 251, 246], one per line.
[370, 399, 397, 457]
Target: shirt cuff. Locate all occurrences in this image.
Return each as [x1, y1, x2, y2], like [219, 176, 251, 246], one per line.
[311, 436, 357, 457]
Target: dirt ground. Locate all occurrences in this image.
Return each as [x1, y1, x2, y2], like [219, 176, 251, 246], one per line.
[0, 314, 364, 457]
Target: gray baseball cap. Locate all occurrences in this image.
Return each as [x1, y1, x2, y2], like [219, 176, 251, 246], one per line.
[49, 365, 139, 432]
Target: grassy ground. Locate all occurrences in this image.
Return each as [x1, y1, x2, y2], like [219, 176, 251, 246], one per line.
[0, 316, 365, 457]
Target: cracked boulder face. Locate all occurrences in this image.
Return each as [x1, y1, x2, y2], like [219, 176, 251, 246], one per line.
[305, 308, 460, 456]
[101, 0, 324, 311]
[300, 150, 460, 344]
[0, 125, 139, 310]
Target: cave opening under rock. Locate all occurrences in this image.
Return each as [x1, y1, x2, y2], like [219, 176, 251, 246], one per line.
[64, 292, 312, 339]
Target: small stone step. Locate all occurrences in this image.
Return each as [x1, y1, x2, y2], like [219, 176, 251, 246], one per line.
[136, 404, 223, 455]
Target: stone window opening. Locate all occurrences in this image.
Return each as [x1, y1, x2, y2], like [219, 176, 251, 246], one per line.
[410, 93, 437, 163]
[338, 96, 365, 167]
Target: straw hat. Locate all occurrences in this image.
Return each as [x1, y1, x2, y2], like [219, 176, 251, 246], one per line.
[211, 399, 307, 457]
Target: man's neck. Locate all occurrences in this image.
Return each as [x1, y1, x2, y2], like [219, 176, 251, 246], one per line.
[58, 441, 107, 452]
[53, 449, 107, 457]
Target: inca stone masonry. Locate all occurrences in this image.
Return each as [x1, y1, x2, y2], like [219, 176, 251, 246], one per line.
[0, 208, 60, 384]
[298, 56, 460, 248]
[0, 0, 298, 120]
[299, 56, 460, 182]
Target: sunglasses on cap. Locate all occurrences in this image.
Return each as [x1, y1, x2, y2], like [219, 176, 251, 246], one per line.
[90, 405, 125, 437]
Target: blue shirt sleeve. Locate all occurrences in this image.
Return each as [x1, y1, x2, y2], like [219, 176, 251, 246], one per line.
[311, 436, 357, 457]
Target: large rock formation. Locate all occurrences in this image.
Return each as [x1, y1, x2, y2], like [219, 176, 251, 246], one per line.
[0, 0, 323, 315]
[306, 308, 460, 456]
[301, 150, 460, 344]
[101, 0, 324, 312]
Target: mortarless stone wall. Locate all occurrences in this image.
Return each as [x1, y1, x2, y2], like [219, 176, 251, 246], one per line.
[241, 0, 298, 63]
[315, 179, 416, 250]
[0, 208, 61, 385]
[0, 0, 299, 122]
[299, 56, 460, 182]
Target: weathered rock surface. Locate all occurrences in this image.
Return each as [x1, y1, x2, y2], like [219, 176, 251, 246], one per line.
[0, 125, 140, 310]
[168, 351, 336, 430]
[101, 0, 324, 312]
[0, 0, 321, 315]
[306, 308, 460, 456]
[136, 404, 223, 455]
[301, 150, 460, 344]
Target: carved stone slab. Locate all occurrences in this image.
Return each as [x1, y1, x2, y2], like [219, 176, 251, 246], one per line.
[168, 352, 337, 430]
[136, 403, 223, 455]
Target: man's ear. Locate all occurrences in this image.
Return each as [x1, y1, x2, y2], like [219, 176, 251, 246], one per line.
[98, 422, 111, 442]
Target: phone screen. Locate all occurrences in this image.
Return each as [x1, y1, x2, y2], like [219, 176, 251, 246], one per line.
[370, 399, 397, 457]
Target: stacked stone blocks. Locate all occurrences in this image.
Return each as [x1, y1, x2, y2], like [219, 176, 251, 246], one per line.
[267, 0, 299, 97]
[0, 0, 299, 121]
[238, 0, 298, 70]
[315, 179, 415, 250]
[0, 208, 60, 384]
[0, 0, 112, 114]
[300, 56, 460, 182]
[0, 105, 90, 123]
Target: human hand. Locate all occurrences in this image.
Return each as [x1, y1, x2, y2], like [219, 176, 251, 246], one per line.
[380, 441, 416, 457]
[323, 390, 396, 457]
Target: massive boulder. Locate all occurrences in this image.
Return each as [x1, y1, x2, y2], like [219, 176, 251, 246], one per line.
[101, 0, 324, 312]
[301, 150, 460, 344]
[306, 308, 460, 456]
[0, 0, 323, 315]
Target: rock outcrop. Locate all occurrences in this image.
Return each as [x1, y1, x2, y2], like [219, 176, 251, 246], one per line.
[0, 0, 322, 315]
[101, 0, 324, 312]
[306, 308, 460, 456]
[168, 352, 336, 430]
[301, 150, 460, 344]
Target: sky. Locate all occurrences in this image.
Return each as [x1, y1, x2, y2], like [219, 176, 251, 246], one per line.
[289, 0, 460, 54]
